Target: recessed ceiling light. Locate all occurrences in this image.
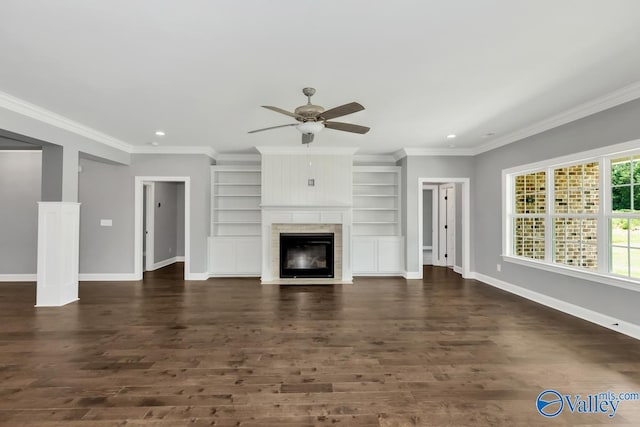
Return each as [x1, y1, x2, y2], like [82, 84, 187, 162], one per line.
[155, 130, 165, 136]
[150, 141, 160, 146]
[447, 134, 456, 139]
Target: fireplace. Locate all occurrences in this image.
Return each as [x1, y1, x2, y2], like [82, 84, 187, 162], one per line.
[279, 233, 334, 278]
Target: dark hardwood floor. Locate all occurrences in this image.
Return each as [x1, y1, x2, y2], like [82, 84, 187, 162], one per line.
[1, 265, 640, 426]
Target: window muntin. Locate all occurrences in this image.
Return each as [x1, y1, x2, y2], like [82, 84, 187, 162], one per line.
[609, 155, 640, 279]
[512, 171, 545, 260]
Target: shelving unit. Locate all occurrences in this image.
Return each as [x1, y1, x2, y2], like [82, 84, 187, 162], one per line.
[352, 166, 401, 236]
[352, 166, 404, 275]
[211, 166, 262, 237]
[209, 165, 262, 276]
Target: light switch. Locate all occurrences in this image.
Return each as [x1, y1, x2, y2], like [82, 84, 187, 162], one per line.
[100, 219, 113, 227]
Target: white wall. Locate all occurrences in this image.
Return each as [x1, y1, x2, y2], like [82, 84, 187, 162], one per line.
[0, 151, 41, 274]
[261, 154, 352, 206]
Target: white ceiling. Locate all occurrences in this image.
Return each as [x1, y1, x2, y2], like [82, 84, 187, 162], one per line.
[1, 0, 640, 155]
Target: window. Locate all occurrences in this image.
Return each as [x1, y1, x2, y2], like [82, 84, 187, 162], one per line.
[609, 156, 640, 279]
[503, 141, 640, 289]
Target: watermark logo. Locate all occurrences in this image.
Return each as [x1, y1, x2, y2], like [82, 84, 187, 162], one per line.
[536, 389, 639, 418]
[537, 390, 564, 417]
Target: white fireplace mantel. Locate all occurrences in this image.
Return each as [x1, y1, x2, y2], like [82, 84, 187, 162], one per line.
[260, 205, 352, 284]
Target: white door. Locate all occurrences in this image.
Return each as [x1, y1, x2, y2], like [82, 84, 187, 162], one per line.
[438, 186, 455, 267]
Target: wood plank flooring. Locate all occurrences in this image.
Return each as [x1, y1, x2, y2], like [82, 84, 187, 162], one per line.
[1, 264, 640, 426]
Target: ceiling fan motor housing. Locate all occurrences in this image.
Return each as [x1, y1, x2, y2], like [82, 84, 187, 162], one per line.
[294, 104, 325, 120]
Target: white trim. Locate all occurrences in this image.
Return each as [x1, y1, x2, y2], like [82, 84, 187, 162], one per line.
[208, 273, 260, 278]
[503, 255, 640, 293]
[420, 185, 439, 268]
[353, 154, 398, 164]
[256, 146, 359, 155]
[0, 274, 36, 282]
[473, 80, 640, 155]
[214, 153, 262, 163]
[472, 272, 640, 340]
[176, 256, 185, 262]
[396, 148, 475, 159]
[131, 145, 217, 159]
[0, 90, 133, 152]
[453, 265, 463, 275]
[403, 271, 422, 279]
[354, 273, 404, 277]
[144, 183, 155, 272]
[417, 178, 471, 279]
[79, 273, 138, 281]
[186, 272, 209, 281]
[134, 176, 191, 280]
[149, 256, 181, 271]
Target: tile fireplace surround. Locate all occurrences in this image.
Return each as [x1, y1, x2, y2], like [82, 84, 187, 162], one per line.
[260, 207, 352, 284]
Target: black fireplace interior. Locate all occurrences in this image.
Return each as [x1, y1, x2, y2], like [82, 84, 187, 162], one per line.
[279, 233, 334, 278]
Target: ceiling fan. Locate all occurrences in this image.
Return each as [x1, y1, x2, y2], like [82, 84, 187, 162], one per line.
[248, 87, 370, 144]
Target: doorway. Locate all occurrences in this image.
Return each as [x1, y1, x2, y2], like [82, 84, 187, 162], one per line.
[417, 177, 470, 279]
[134, 176, 191, 280]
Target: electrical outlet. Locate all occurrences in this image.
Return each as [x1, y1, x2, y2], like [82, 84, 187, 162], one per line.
[496, 263, 501, 272]
[308, 178, 315, 187]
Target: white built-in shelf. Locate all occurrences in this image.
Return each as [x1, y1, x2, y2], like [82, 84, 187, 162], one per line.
[352, 166, 402, 237]
[211, 165, 262, 237]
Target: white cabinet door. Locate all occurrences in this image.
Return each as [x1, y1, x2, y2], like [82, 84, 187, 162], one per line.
[378, 237, 403, 273]
[235, 237, 262, 274]
[210, 237, 261, 275]
[352, 237, 377, 274]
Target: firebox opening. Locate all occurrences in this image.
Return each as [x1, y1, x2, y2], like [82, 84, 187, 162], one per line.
[279, 233, 334, 278]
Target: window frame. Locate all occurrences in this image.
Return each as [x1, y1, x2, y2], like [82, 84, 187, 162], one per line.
[502, 139, 640, 293]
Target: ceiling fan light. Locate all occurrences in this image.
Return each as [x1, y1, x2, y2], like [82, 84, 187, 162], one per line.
[296, 121, 324, 134]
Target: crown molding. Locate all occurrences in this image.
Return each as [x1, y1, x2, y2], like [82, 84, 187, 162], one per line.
[353, 154, 397, 164]
[214, 153, 261, 162]
[472, 80, 640, 155]
[256, 146, 360, 155]
[393, 147, 475, 160]
[0, 90, 133, 153]
[130, 145, 217, 159]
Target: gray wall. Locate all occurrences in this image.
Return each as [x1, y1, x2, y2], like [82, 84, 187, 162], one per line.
[78, 154, 211, 275]
[0, 151, 41, 274]
[153, 182, 178, 263]
[474, 97, 640, 326]
[422, 189, 432, 247]
[78, 158, 133, 273]
[404, 156, 474, 274]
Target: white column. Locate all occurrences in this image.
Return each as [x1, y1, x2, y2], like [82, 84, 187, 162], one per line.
[36, 202, 80, 307]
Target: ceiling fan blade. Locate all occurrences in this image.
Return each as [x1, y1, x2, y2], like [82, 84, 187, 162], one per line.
[324, 121, 370, 134]
[248, 123, 298, 133]
[318, 102, 364, 120]
[302, 133, 314, 144]
[262, 106, 299, 118]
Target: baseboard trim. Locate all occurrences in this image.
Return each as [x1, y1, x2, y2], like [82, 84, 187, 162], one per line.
[453, 265, 463, 275]
[403, 271, 422, 279]
[353, 273, 404, 277]
[175, 256, 185, 262]
[0, 274, 36, 282]
[472, 272, 640, 341]
[149, 257, 180, 271]
[79, 273, 139, 281]
[208, 273, 260, 278]
[186, 272, 209, 281]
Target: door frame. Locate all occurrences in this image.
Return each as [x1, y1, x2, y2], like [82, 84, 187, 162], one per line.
[422, 184, 439, 266]
[143, 183, 155, 272]
[417, 177, 470, 279]
[134, 176, 190, 280]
